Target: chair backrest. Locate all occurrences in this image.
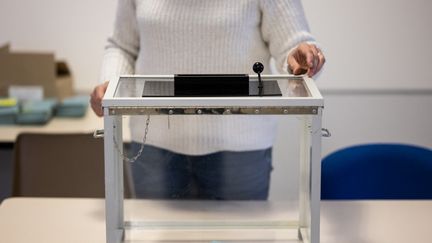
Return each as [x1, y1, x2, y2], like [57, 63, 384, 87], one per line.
[13, 133, 131, 198]
[321, 143, 432, 200]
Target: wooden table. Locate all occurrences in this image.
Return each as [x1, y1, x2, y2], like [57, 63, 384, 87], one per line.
[0, 110, 132, 143]
[0, 110, 102, 143]
[0, 198, 431, 243]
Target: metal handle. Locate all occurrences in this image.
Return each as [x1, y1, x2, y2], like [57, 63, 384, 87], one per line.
[93, 129, 104, 139]
[321, 128, 331, 138]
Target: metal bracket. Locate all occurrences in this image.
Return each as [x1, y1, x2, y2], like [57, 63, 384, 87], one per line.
[93, 129, 104, 139]
[108, 106, 321, 116]
[321, 128, 331, 138]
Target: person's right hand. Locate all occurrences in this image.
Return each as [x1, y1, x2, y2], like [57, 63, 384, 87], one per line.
[287, 43, 325, 77]
[90, 81, 109, 117]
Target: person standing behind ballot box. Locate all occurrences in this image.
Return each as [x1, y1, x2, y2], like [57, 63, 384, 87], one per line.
[90, 0, 325, 200]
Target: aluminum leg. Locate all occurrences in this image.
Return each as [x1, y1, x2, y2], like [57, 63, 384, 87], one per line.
[299, 115, 311, 243]
[309, 109, 322, 243]
[299, 109, 322, 243]
[104, 111, 124, 243]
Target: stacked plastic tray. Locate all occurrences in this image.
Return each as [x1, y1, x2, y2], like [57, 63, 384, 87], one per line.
[0, 95, 89, 125]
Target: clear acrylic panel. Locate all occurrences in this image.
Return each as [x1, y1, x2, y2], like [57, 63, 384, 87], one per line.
[119, 114, 303, 242]
[114, 76, 311, 99]
[103, 74, 323, 243]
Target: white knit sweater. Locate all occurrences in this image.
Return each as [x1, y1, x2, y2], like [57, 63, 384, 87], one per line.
[100, 0, 315, 155]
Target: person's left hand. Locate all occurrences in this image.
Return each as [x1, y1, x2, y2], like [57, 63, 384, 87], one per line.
[287, 43, 325, 77]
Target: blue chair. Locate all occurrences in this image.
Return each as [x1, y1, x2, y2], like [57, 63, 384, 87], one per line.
[321, 143, 432, 199]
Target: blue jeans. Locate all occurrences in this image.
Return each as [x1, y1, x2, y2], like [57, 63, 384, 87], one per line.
[130, 143, 273, 200]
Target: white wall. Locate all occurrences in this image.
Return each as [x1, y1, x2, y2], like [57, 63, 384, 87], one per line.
[0, 0, 117, 91]
[2, 0, 431, 91]
[1, 0, 431, 201]
[303, 0, 432, 90]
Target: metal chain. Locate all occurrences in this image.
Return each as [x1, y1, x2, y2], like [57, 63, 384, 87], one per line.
[113, 115, 151, 163]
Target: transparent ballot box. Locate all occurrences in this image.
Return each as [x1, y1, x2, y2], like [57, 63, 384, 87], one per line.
[101, 74, 324, 243]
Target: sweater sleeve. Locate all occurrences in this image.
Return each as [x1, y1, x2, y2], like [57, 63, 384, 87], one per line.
[99, 0, 139, 83]
[260, 0, 316, 74]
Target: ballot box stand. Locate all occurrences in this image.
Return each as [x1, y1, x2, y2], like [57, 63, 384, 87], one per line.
[101, 74, 324, 243]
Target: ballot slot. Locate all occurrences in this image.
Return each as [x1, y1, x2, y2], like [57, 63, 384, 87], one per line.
[174, 74, 249, 96]
[141, 76, 283, 97]
[139, 62, 282, 97]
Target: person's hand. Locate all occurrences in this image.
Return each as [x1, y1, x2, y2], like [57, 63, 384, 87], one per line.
[287, 43, 325, 77]
[90, 81, 109, 117]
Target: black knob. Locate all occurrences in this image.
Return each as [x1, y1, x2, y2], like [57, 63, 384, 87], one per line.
[253, 62, 264, 74]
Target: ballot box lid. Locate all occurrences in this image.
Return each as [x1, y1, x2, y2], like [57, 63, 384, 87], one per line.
[102, 74, 323, 115]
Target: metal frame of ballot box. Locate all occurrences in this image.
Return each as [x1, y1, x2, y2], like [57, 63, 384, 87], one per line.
[101, 74, 324, 243]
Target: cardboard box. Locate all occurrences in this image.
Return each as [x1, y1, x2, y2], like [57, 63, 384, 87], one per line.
[0, 44, 74, 100]
[0, 44, 9, 54]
